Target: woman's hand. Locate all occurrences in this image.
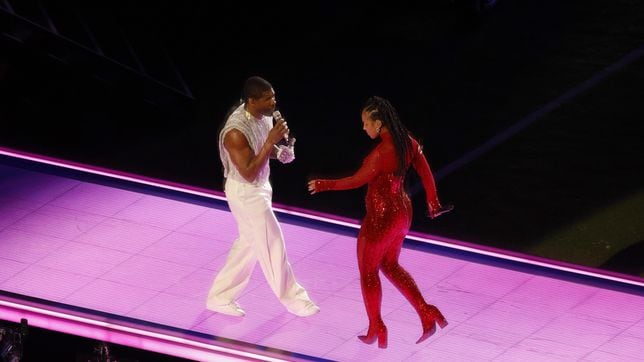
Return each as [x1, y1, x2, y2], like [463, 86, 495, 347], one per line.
[307, 180, 319, 195]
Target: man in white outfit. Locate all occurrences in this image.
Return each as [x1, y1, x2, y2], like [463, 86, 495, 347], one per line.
[206, 76, 320, 317]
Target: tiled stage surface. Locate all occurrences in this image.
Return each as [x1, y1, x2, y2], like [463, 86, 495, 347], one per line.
[1, 153, 643, 361]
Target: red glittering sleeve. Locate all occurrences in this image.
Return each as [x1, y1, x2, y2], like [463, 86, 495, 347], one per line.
[411, 139, 441, 212]
[315, 149, 381, 192]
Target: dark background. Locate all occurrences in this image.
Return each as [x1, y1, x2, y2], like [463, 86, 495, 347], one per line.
[2, 0, 643, 280]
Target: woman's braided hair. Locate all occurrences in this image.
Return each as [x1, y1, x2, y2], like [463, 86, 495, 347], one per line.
[362, 96, 412, 175]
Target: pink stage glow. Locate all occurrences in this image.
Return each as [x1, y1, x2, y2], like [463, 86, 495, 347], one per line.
[1, 146, 640, 288]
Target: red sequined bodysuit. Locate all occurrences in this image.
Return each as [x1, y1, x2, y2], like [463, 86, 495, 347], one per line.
[315, 130, 447, 347]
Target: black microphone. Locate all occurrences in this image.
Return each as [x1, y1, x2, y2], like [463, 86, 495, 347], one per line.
[430, 204, 454, 219]
[272, 110, 290, 144]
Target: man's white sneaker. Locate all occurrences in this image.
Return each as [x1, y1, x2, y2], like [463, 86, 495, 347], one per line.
[288, 301, 320, 317]
[207, 301, 246, 317]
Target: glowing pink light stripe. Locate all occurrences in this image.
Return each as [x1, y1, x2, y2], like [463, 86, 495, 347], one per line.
[0, 299, 288, 361]
[1, 146, 642, 288]
[0, 147, 227, 201]
[405, 233, 644, 287]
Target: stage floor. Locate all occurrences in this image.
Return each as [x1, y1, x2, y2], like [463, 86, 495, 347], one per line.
[1, 149, 643, 361]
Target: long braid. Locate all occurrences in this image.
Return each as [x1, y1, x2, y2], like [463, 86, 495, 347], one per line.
[362, 96, 412, 175]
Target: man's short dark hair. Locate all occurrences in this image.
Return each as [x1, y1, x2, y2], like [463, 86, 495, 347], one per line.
[242, 76, 273, 102]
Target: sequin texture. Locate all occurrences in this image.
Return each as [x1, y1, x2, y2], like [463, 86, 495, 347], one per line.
[315, 131, 447, 344]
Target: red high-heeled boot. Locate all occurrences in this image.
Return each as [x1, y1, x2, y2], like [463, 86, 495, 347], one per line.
[417, 304, 448, 344]
[358, 322, 388, 349]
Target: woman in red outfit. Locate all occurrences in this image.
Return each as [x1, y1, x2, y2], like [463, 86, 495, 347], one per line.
[308, 96, 449, 348]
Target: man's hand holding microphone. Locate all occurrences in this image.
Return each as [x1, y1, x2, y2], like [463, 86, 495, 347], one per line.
[272, 111, 296, 164]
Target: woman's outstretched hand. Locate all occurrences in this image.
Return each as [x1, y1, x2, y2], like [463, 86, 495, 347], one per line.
[307, 180, 319, 195]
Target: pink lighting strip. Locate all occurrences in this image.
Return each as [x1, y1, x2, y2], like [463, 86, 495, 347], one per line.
[0, 297, 290, 362]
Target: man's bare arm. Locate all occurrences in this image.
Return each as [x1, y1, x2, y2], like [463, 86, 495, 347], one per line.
[224, 120, 288, 182]
[224, 129, 274, 183]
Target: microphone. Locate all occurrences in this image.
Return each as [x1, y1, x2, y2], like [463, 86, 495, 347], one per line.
[429, 204, 454, 219]
[272, 110, 289, 143]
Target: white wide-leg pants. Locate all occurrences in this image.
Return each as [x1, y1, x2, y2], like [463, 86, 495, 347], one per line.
[207, 178, 312, 311]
